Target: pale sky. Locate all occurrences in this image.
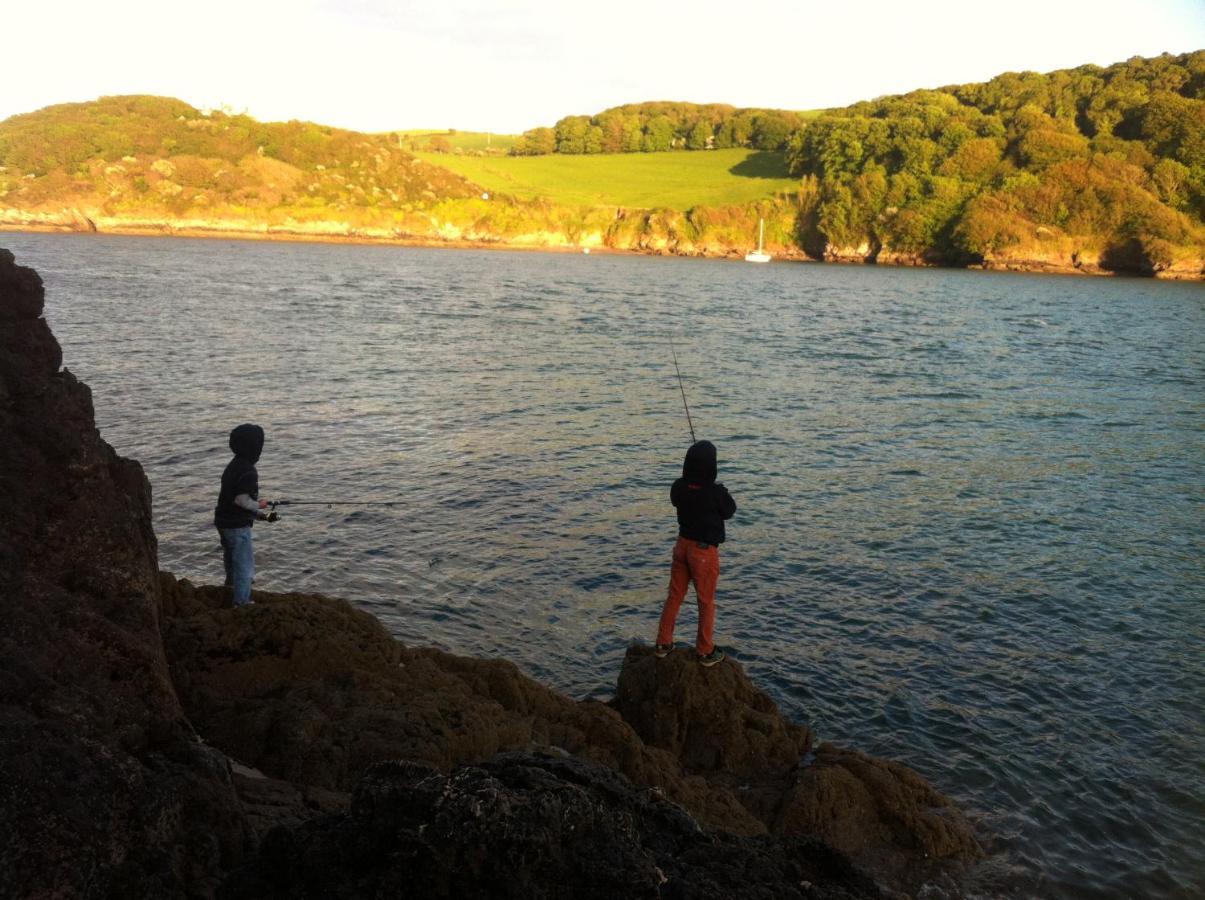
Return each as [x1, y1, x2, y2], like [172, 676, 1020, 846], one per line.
[3, 0, 1202, 133]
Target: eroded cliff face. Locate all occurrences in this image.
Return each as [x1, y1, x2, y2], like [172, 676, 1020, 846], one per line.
[0, 249, 248, 897]
[2, 246, 981, 898]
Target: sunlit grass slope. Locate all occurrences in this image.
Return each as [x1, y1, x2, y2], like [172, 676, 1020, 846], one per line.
[414, 148, 799, 209]
[395, 130, 519, 153]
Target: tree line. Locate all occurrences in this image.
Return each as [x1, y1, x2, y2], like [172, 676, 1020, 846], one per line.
[510, 102, 807, 155]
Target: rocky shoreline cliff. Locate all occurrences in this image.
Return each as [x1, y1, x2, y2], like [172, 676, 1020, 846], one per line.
[3, 210, 1202, 280]
[0, 247, 983, 898]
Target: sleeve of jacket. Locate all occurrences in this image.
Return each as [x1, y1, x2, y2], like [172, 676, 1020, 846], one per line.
[237, 466, 259, 499]
[670, 478, 683, 508]
[716, 484, 736, 520]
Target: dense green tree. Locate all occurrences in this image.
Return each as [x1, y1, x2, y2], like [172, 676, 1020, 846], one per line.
[1125, 90, 1205, 167]
[751, 112, 798, 151]
[584, 125, 604, 155]
[939, 137, 1004, 182]
[554, 116, 591, 154]
[1149, 157, 1191, 208]
[622, 116, 643, 152]
[715, 111, 756, 149]
[596, 112, 626, 153]
[512, 127, 556, 156]
[817, 181, 858, 247]
[1081, 80, 1150, 137]
[937, 119, 975, 154]
[686, 120, 712, 150]
[953, 193, 1031, 256]
[642, 116, 674, 152]
[1016, 129, 1091, 169]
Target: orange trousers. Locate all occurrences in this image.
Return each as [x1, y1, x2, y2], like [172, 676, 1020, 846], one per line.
[656, 536, 719, 656]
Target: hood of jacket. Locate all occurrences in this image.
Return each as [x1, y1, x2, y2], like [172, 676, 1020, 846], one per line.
[229, 423, 264, 464]
[682, 440, 717, 484]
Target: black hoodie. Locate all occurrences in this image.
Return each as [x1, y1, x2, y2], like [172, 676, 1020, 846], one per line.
[670, 440, 736, 545]
[213, 424, 264, 529]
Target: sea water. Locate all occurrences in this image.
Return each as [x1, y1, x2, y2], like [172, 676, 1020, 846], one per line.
[5, 231, 1202, 898]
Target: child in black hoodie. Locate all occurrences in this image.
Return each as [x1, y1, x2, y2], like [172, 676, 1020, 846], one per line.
[213, 424, 270, 606]
[655, 440, 736, 666]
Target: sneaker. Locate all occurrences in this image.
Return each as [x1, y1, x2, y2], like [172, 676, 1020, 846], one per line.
[698, 648, 725, 667]
[654, 643, 673, 658]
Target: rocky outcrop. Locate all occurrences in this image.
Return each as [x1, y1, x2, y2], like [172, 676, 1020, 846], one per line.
[0, 249, 248, 897]
[614, 648, 980, 884]
[160, 577, 982, 892]
[781, 745, 981, 887]
[221, 753, 883, 900]
[616, 646, 810, 779]
[2, 245, 981, 897]
[159, 576, 767, 837]
[821, 241, 880, 264]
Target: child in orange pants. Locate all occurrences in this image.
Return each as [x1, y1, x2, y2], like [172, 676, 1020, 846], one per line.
[655, 440, 736, 666]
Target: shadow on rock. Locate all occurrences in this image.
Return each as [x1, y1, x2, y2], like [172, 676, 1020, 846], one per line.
[221, 753, 883, 900]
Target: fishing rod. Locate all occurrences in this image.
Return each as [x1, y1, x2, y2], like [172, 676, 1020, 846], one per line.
[258, 504, 573, 610]
[271, 500, 401, 507]
[668, 335, 697, 444]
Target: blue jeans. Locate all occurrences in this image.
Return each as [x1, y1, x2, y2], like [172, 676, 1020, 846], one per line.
[218, 526, 255, 606]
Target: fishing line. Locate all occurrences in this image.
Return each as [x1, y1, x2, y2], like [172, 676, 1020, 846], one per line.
[263, 501, 573, 610]
[668, 334, 696, 444]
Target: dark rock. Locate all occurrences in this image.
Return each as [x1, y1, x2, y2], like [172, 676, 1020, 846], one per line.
[614, 644, 810, 778]
[777, 743, 983, 888]
[229, 765, 349, 841]
[615, 646, 982, 884]
[220, 752, 884, 900]
[159, 575, 765, 836]
[0, 248, 45, 320]
[0, 247, 248, 898]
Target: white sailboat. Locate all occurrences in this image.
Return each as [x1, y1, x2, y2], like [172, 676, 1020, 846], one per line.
[744, 218, 771, 263]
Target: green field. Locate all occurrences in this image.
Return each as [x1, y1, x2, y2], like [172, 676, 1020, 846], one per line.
[394, 130, 518, 153]
[414, 148, 799, 209]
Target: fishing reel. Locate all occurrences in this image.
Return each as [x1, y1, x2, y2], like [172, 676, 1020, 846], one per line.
[259, 501, 281, 523]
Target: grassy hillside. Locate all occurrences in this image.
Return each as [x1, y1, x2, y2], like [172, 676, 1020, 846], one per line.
[395, 130, 518, 154]
[414, 148, 797, 209]
[0, 95, 481, 221]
